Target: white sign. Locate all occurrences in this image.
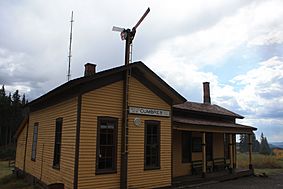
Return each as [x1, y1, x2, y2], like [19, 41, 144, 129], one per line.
[129, 107, 170, 117]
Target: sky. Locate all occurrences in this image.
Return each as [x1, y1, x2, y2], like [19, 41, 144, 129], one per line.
[1, 0, 282, 142]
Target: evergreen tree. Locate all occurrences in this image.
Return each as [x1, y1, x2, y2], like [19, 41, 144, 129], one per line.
[0, 87, 27, 147]
[252, 132, 260, 152]
[259, 133, 271, 155]
[239, 134, 249, 152]
[0, 85, 5, 97]
[21, 94, 27, 105]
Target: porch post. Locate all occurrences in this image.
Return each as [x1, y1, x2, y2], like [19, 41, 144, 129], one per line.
[202, 132, 206, 178]
[229, 134, 233, 172]
[248, 134, 253, 170]
[233, 134, 236, 169]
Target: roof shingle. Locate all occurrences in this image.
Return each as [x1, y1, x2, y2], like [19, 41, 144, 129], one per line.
[173, 101, 244, 118]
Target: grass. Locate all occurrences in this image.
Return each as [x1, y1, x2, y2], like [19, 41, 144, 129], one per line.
[0, 174, 33, 189]
[0, 161, 12, 178]
[238, 152, 283, 175]
[0, 161, 38, 189]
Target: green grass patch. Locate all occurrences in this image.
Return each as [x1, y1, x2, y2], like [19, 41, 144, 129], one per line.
[0, 161, 38, 189]
[0, 161, 13, 178]
[0, 174, 33, 189]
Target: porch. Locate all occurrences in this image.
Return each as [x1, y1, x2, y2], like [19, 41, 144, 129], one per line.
[172, 127, 255, 177]
[172, 101, 257, 179]
[169, 84, 257, 187]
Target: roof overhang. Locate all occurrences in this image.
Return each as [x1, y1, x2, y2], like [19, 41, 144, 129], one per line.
[173, 116, 256, 134]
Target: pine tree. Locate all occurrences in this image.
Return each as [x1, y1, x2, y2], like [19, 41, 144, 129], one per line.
[259, 133, 271, 155]
[0, 88, 27, 147]
[0, 85, 5, 97]
[239, 134, 248, 152]
[252, 132, 260, 152]
[21, 94, 26, 105]
[0, 85, 5, 146]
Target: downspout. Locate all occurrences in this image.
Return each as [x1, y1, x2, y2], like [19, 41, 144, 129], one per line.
[40, 143, 45, 180]
[170, 106, 173, 185]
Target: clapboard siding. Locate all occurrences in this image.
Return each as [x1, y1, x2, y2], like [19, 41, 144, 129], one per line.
[128, 77, 172, 188]
[78, 81, 123, 189]
[15, 123, 28, 170]
[24, 97, 77, 189]
[213, 133, 224, 158]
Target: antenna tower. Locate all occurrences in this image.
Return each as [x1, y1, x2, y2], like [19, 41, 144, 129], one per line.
[67, 11, 74, 81]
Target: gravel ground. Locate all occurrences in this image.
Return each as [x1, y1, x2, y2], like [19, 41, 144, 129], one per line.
[192, 173, 283, 189]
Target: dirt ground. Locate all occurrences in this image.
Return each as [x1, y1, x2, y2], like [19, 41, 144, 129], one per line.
[193, 173, 283, 189]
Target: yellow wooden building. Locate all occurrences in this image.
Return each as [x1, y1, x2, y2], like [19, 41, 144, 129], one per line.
[15, 62, 256, 189]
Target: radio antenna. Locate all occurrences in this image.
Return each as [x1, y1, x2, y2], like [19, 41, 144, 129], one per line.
[67, 11, 74, 81]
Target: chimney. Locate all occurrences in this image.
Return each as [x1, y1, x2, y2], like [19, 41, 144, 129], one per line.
[203, 82, 211, 104]
[84, 63, 96, 77]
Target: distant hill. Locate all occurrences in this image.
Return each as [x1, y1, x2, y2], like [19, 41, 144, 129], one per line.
[270, 142, 283, 149]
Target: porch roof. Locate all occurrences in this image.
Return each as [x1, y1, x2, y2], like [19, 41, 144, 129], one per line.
[173, 101, 244, 119]
[173, 116, 257, 134]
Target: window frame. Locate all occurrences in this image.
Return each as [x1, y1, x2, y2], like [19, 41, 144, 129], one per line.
[31, 122, 39, 161]
[192, 137, 202, 152]
[144, 120, 160, 170]
[95, 116, 118, 174]
[53, 117, 63, 169]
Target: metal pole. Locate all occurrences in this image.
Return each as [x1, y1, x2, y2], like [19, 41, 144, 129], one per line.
[124, 30, 131, 65]
[67, 11, 74, 81]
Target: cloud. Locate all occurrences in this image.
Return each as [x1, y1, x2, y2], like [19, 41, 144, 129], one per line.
[1, 0, 283, 142]
[231, 57, 283, 118]
[213, 57, 283, 142]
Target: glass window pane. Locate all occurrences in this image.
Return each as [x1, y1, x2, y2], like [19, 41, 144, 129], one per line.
[144, 121, 160, 169]
[97, 117, 117, 172]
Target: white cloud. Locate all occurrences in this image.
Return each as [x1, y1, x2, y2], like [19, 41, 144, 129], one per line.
[231, 56, 283, 117]
[1, 0, 283, 142]
[145, 49, 218, 102]
[247, 0, 283, 46]
[213, 57, 283, 142]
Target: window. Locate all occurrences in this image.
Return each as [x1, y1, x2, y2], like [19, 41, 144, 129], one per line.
[53, 118, 63, 169]
[96, 117, 118, 174]
[144, 120, 160, 170]
[31, 122, 38, 161]
[192, 137, 202, 152]
[182, 131, 192, 163]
